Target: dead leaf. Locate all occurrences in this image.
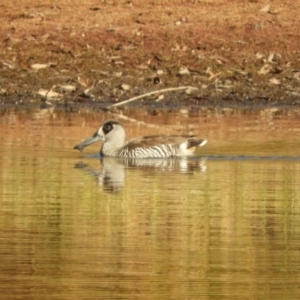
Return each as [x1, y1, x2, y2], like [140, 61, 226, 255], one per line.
[260, 4, 271, 13]
[30, 62, 56, 70]
[155, 94, 164, 102]
[259, 4, 279, 14]
[179, 67, 190, 75]
[269, 78, 281, 85]
[234, 69, 248, 76]
[293, 72, 300, 80]
[113, 61, 124, 65]
[112, 72, 123, 78]
[0, 88, 7, 95]
[120, 84, 130, 91]
[134, 63, 148, 70]
[267, 52, 275, 63]
[185, 87, 198, 94]
[83, 86, 94, 97]
[210, 55, 228, 64]
[37, 88, 62, 99]
[171, 44, 180, 52]
[31, 64, 45, 69]
[57, 85, 76, 92]
[77, 77, 92, 87]
[1, 60, 17, 70]
[258, 64, 273, 75]
[255, 52, 264, 59]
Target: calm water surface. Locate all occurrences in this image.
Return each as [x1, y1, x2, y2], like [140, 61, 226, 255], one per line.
[1, 107, 300, 299]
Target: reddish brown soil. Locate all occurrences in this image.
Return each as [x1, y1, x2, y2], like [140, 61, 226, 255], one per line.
[1, 0, 300, 110]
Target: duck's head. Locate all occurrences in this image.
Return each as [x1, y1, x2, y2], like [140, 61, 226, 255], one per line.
[74, 120, 126, 152]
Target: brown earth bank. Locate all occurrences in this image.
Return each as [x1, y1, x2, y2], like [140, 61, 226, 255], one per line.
[0, 0, 300, 112]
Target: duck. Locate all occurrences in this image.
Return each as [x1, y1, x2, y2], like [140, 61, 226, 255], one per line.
[74, 120, 207, 158]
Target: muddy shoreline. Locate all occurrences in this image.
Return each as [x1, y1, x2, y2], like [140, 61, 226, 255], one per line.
[1, 1, 300, 111]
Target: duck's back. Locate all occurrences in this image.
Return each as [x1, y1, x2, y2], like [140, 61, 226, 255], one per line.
[103, 135, 207, 158]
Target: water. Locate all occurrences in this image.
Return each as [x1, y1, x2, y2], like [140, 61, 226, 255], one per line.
[1, 107, 300, 299]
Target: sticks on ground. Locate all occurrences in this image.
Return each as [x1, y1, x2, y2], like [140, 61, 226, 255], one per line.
[107, 86, 197, 109]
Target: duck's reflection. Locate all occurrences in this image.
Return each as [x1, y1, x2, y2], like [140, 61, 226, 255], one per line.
[75, 157, 207, 192]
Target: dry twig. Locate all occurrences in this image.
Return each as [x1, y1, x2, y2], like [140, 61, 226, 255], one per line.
[107, 86, 197, 109]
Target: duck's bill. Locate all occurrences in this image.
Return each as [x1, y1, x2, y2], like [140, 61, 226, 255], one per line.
[73, 133, 103, 152]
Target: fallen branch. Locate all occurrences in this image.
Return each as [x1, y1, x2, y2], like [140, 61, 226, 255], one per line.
[107, 86, 198, 109]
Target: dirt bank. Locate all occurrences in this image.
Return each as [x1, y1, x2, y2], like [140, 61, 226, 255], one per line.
[1, 0, 300, 111]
